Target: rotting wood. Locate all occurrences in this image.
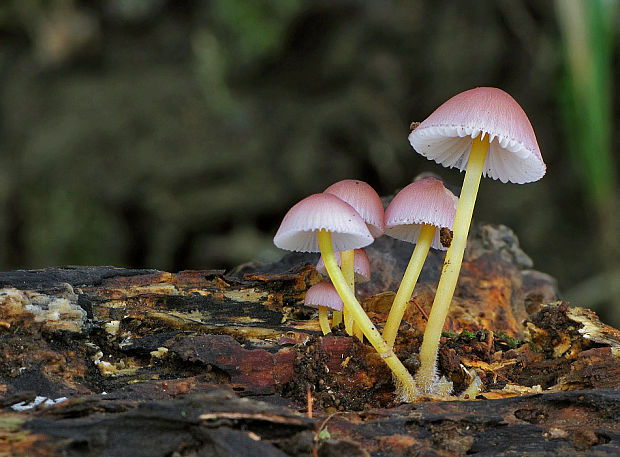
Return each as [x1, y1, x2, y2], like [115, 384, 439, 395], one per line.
[0, 224, 618, 456]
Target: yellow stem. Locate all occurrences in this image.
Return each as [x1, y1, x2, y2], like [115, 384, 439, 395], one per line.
[354, 319, 364, 341]
[342, 250, 364, 341]
[332, 310, 343, 327]
[318, 306, 331, 335]
[416, 135, 488, 392]
[318, 230, 419, 401]
[383, 224, 435, 348]
[341, 250, 355, 336]
[342, 301, 352, 334]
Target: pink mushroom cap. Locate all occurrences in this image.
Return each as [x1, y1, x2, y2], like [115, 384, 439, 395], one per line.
[304, 281, 344, 312]
[316, 248, 371, 282]
[408, 87, 545, 184]
[324, 179, 385, 237]
[385, 177, 458, 251]
[273, 193, 374, 253]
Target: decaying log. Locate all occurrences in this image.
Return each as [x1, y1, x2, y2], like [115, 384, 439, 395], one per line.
[2, 388, 619, 456]
[0, 224, 619, 456]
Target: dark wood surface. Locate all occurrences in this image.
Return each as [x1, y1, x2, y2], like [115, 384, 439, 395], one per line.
[1, 225, 618, 456]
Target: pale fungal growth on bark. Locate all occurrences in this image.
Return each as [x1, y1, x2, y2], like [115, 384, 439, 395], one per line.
[382, 177, 458, 349]
[409, 87, 546, 393]
[273, 193, 419, 401]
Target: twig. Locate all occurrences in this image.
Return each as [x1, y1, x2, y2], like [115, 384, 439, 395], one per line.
[411, 299, 429, 320]
[307, 385, 313, 419]
[313, 411, 342, 456]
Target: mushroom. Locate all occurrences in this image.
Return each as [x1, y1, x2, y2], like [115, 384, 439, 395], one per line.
[316, 249, 371, 283]
[323, 180, 385, 238]
[316, 248, 371, 338]
[324, 180, 385, 338]
[304, 281, 344, 335]
[274, 193, 419, 400]
[408, 87, 545, 392]
[382, 177, 458, 348]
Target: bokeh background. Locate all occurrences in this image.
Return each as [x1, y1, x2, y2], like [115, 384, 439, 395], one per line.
[0, 0, 618, 325]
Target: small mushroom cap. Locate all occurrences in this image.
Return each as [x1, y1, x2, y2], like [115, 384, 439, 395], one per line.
[274, 193, 374, 253]
[324, 179, 385, 237]
[316, 248, 371, 282]
[409, 87, 545, 184]
[304, 281, 344, 312]
[385, 177, 458, 251]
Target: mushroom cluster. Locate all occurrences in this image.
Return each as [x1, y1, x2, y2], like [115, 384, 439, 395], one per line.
[274, 185, 419, 400]
[273, 87, 545, 402]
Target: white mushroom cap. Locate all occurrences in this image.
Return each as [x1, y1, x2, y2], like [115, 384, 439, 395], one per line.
[385, 177, 458, 251]
[324, 179, 385, 237]
[409, 87, 545, 184]
[273, 193, 374, 253]
[304, 281, 344, 312]
[316, 248, 371, 283]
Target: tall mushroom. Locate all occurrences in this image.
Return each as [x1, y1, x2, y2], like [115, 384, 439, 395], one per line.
[324, 180, 385, 338]
[274, 193, 419, 400]
[382, 177, 458, 348]
[408, 87, 546, 392]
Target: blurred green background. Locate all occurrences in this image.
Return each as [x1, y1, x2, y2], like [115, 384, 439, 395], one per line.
[0, 0, 618, 325]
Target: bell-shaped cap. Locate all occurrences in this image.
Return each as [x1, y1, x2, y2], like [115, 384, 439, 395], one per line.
[274, 193, 374, 253]
[304, 282, 343, 312]
[316, 248, 371, 283]
[324, 179, 385, 237]
[385, 177, 458, 251]
[409, 87, 545, 184]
